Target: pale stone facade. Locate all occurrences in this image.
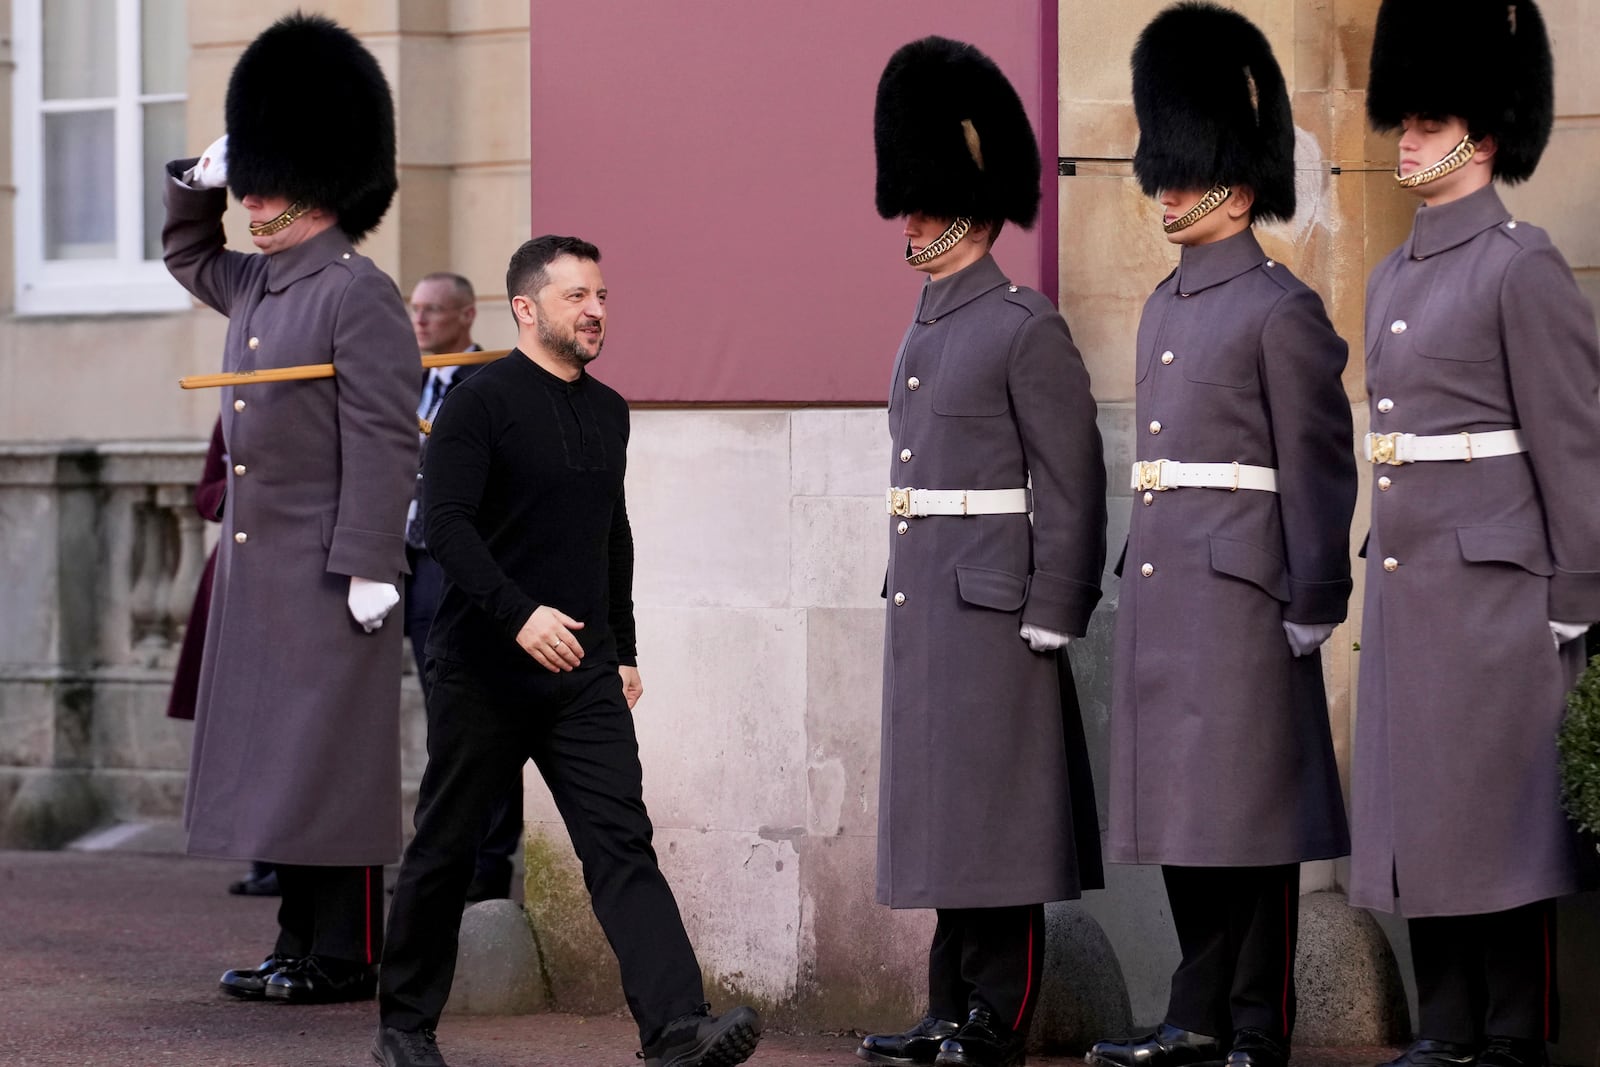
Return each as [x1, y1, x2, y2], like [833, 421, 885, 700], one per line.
[1, 0, 1597, 1054]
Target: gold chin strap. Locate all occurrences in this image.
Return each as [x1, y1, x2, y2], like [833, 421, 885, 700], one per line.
[1396, 135, 1477, 189]
[906, 216, 973, 267]
[248, 200, 310, 237]
[1163, 184, 1232, 235]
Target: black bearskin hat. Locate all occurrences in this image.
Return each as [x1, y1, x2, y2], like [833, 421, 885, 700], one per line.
[1367, 0, 1553, 183]
[1131, 2, 1296, 223]
[225, 12, 397, 241]
[874, 36, 1042, 228]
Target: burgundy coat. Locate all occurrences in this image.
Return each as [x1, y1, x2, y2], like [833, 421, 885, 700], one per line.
[166, 419, 227, 721]
[1352, 185, 1600, 917]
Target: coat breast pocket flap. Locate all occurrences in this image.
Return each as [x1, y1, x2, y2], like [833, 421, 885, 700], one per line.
[1456, 525, 1554, 576]
[955, 565, 1030, 612]
[1208, 535, 1291, 602]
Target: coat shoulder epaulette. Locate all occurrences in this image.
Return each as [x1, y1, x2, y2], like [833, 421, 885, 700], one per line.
[1000, 282, 1057, 318]
[1258, 256, 1308, 296]
[1492, 217, 1552, 253]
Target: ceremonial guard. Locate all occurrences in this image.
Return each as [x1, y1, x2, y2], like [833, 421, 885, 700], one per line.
[1354, 3, 1600, 1066]
[860, 37, 1106, 1067]
[1086, 8, 1356, 1067]
[163, 14, 419, 1003]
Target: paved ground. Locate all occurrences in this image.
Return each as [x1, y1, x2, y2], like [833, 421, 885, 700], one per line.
[0, 836, 1399, 1067]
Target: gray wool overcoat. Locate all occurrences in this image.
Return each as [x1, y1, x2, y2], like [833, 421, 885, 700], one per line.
[879, 253, 1107, 909]
[1107, 229, 1356, 868]
[163, 164, 419, 867]
[1352, 185, 1600, 918]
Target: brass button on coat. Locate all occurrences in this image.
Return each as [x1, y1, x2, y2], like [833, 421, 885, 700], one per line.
[1377, 398, 1394, 413]
[248, 336, 260, 350]
[900, 448, 912, 462]
[1143, 492, 1154, 505]
[234, 399, 246, 411]
[1140, 563, 1154, 577]
[907, 376, 921, 391]
[897, 521, 908, 535]
[1383, 557, 1398, 572]
[1390, 320, 1407, 335]
[1149, 421, 1162, 435]
[1378, 476, 1392, 491]
[234, 532, 248, 544]
[233, 464, 247, 476]
[893, 592, 906, 606]
[1161, 351, 1174, 365]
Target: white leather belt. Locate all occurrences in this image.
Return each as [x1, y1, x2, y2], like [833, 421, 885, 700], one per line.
[1130, 460, 1278, 493]
[1364, 429, 1526, 465]
[886, 487, 1031, 517]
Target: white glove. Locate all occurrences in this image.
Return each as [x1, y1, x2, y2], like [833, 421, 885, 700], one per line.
[183, 134, 229, 189]
[1283, 621, 1336, 657]
[348, 576, 400, 633]
[1550, 620, 1589, 647]
[1019, 623, 1071, 652]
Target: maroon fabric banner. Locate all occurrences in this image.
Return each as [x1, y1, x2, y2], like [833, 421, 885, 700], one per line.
[529, 0, 1055, 403]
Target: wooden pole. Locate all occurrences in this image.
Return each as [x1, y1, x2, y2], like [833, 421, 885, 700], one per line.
[177, 347, 508, 390]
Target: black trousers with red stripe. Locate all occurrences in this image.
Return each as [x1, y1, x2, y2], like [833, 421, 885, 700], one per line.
[1409, 899, 1559, 1045]
[272, 863, 385, 968]
[1162, 864, 1299, 1042]
[928, 904, 1046, 1036]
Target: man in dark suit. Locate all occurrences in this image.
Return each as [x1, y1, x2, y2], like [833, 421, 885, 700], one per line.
[405, 271, 521, 905]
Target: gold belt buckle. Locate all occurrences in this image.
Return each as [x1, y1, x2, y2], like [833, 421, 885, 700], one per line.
[1369, 432, 1403, 466]
[888, 488, 913, 517]
[1135, 460, 1165, 492]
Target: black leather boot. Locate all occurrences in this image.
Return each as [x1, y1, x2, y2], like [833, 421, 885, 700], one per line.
[1476, 1037, 1547, 1067]
[935, 1008, 1026, 1067]
[263, 955, 376, 1004]
[1376, 1040, 1480, 1067]
[1225, 1029, 1288, 1067]
[218, 953, 294, 999]
[858, 1017, 962, 1065]
[1086, 1023, 1224, 1067]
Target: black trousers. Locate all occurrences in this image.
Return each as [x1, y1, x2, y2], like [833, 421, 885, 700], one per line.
[1162, 864, 1299, 1042]
[928, 904, 1046, 1036]
[272, 863, 385, 967]
[405, 547, 523, 895]
[379, 658, 704, 1042]
[1409, 900, 1559, 1045]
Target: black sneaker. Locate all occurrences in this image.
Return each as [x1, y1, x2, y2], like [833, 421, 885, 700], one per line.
[640, 1005, 762, 1067]
[372, 1025, 448, 1067]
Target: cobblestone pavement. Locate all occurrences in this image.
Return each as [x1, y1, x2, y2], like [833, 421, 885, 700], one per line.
[0, 845, 1399, 1067]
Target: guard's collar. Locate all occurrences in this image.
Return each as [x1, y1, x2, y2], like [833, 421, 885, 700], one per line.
[265, 225, 356, 292]
[1406, 184, 1510, 260]
[1173, 228, 1266, 296]
[917, 253, 1009, 322]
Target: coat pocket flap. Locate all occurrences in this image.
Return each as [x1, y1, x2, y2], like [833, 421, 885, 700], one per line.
[955, 565, 1030, 612]
[1208, 536, 1291, 602]
[1456, 525, 1554, 576]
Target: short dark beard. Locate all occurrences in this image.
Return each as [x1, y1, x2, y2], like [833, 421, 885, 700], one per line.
[535, 306, 601, 367]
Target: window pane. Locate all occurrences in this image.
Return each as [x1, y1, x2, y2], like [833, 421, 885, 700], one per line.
[142, 0, 187, 95]
[44, 0, 116, 100]
[44, 109, 116, 260]
[143, 101, 186, 258]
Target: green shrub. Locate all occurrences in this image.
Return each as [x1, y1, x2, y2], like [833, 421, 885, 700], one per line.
[1559, 654, 1600, 837]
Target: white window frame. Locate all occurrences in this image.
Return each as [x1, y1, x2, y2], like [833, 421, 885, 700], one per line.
[12, 0, 190, 315]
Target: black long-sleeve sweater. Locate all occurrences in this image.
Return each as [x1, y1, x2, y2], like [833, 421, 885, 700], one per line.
[422, 350, 636, 678]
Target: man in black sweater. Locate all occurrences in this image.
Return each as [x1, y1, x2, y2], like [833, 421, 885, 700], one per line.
[373, 236, 762, 1067]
